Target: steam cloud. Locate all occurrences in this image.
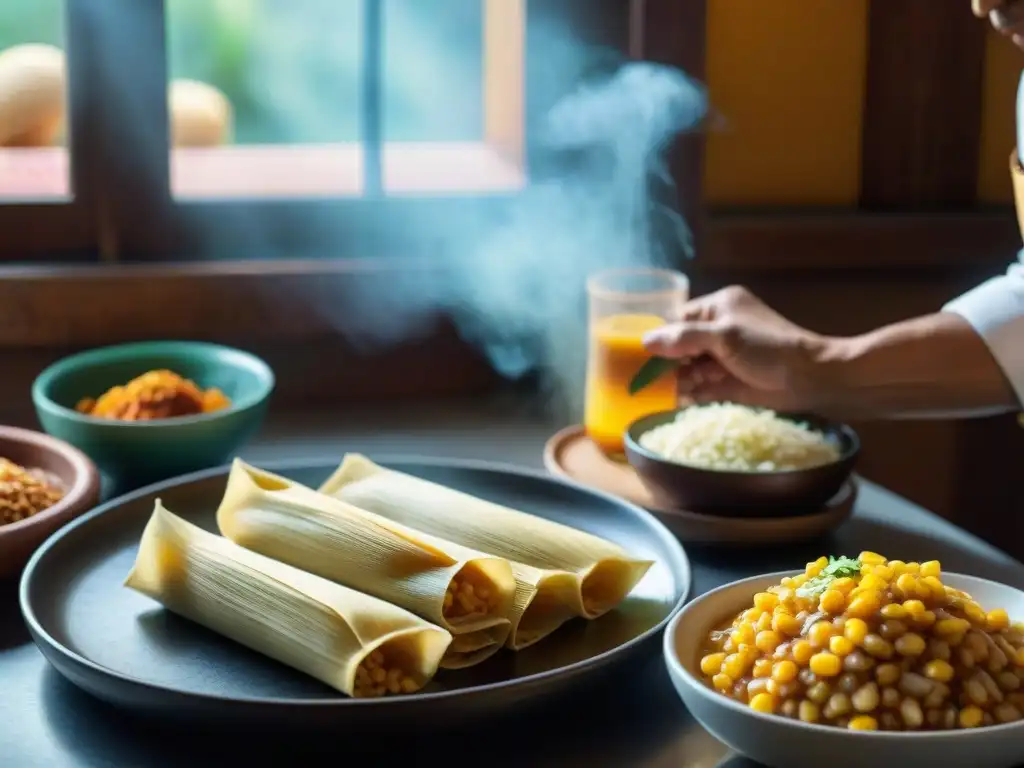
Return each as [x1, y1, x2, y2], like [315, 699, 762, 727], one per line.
[104, 2, 708, 418]
[322, 12, 707, 418]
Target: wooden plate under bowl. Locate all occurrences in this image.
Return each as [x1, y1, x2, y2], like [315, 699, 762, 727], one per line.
[0, 425, 101, 579]
[544, 425, 857, 547]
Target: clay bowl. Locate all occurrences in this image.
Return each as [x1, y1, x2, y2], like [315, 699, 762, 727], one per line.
[624, 408, 860, 517]
[0, 426, 100, 579]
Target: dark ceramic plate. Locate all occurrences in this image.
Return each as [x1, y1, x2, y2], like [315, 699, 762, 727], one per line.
[19, 457, 690, 731]
[625, 409, 860, 518]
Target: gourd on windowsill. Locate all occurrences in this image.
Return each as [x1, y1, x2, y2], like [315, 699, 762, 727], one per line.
[0, 44, 232, 149]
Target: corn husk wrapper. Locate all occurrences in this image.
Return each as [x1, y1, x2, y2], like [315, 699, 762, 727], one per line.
[124, 500, 452, 698]
[216, 460, 515, 668]
[319, 454, 655, 624]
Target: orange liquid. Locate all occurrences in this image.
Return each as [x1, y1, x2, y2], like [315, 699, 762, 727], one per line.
[584, 313, 678, 455]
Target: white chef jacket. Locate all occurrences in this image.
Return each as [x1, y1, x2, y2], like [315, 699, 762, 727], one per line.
[943, 259, 1024, 406]
[941, 71, 1024, 407]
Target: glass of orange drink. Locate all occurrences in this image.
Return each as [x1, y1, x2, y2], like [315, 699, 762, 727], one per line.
[584, 268, 689, 456]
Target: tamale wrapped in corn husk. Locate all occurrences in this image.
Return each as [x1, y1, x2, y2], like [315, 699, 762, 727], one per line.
[216, 460, 514, 668]
[124, 500, 452, 698]
[319, 454, 654, 623]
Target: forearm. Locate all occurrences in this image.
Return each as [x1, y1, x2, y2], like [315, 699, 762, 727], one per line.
[814, 312, 1019, 419]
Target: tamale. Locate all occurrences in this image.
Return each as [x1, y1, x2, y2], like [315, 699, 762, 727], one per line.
[319, 454, 654, 621]
[216, 460, 516, 667]
[124, 500, 451, 698]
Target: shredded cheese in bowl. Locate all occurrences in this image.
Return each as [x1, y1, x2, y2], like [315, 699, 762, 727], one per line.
[637, 403, 841, 472]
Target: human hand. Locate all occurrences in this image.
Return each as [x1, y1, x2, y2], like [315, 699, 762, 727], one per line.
[641, 286, 833, 412]
[973, 0, 1024, 49]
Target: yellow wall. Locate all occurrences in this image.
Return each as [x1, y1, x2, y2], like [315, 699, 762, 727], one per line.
[704, 5, 1021, 207]
[978, 30, 1021, 204]
[703, 0, 868, 207]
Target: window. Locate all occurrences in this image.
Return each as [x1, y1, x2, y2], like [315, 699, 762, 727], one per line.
[0, 0, 94, 259]
[0, 0, 629, 263]
[165, 0, 524, 199]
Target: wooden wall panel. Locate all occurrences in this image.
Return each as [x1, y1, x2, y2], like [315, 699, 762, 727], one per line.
[978, 30, 1021, 204]
[703, 0, 868, 206]
[860, 0, 986, 210]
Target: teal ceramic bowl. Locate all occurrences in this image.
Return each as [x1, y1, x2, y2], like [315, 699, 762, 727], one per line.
[32, 341, 274, 493]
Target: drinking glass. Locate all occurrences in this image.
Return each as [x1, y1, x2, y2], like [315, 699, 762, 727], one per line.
[583, 268, 689, 456]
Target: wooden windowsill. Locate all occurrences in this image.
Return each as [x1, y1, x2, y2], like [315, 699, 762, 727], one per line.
[0, 143, 526, 201]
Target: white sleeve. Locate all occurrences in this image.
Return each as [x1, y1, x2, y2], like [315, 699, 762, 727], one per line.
[943, 256, 1024, 406]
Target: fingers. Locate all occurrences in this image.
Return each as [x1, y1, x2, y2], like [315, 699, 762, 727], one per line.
[980, 0, 1024, 46]
[974, 0, 1004, 17]
[642, 320, 732, 361]
[677, 356, 728, 396]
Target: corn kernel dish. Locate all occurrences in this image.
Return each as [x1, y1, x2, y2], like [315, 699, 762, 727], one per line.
[698, 553, 1024, 731]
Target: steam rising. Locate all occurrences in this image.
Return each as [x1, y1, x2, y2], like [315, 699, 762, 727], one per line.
[347, 60, 707, 416]
[106, 2, 708, 417]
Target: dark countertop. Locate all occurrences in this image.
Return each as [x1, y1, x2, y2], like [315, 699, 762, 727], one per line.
[2, 397, 1023, 768]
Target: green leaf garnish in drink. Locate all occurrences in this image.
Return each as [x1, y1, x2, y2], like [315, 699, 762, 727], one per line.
[627, 356, 676, 396]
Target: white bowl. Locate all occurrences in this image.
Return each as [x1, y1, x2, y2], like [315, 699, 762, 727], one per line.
[664, 570, 1024, 768]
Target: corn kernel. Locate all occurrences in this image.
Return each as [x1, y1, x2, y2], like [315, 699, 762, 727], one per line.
[844, 618, 869, 645]
[831, 577, 856, 594]
[862, 634, 894, 660]
[903, 599, 926, 618]
[964, 602, 988, 626]
[753, 592, 778, 612]
[880, 603, 907, 620]
[935, 618, 971, 637]
[792, 640, 815, 665]
[732, 623, 756, 645]
[700, 653, 726, 675]
[798, 700, 820, 723]
[959, 705, 984, 728]
[806, 557, 829, 577]
[809, 652, 842, 677]
[722, 654, 748, 680]
[772, 611, 803, 637]
[847, 593, 881, 620]
[904, 562, 921, 574]
[749, 692, 775, 714]
[808, 621, 833, 648]
[752, 658, 773, 678]
[923, 659, 954, 682]
[819, 589, 846, 615]
[859, 574, 887, 592]
[989, 609, 1011, 632]
[876, 663, 901, 686]
[921, 576, 945, 600]
[712, 673, 732, 691]
[914, 610, 937, 628]
[888, 560, 907, 575]
[756, 612, 773, 633]
[896, 573, 918, 596]
[895, 633, 926, 657]
[919, 560, 941, 579]
[755, 630, 782, 654]
[829, 635, 855, 657]
[1015, 648, 1024, 668]
[858, 551, 886, 566]
[772, 660, 798, 683]
[848, 715, 878, 731]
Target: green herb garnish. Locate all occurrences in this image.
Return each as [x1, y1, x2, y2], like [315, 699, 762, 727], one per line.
[795, 556, 862, 599]
[627, 356, 676, 396]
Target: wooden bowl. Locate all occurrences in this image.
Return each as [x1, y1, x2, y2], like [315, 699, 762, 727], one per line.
[0, 426, 100, 579]
[624, 408, 860, 517]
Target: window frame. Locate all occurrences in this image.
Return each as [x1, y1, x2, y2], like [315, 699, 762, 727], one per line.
[85, 0, 631, 261]
[0, 0, 98, 260]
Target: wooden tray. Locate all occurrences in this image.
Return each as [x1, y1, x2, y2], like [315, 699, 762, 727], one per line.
[544, 425, 857, 546]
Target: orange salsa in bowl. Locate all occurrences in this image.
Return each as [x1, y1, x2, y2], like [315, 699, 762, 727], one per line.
[75, 370, 231, 422]
[698, 553, 1024, 731]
